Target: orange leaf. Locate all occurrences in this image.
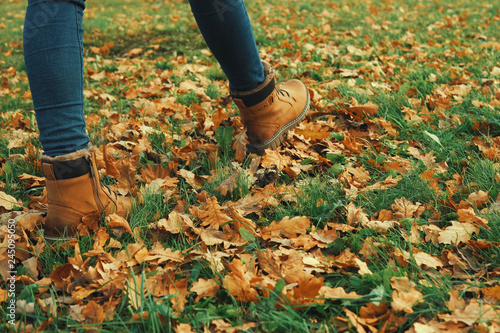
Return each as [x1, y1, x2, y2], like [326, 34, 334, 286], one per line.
[223, 259, 260, 302]
[190, 278, 220, 302]
[178, 169, 206, 190]
[457, 207, 489, 229]
[260, 150, 292, 170]
[390, 277, 423, 314]
[261, 216, 311, 240]
[347, 202, 369, 226]
[216, 170, 239, 196]
[438, 221, 479, 244]
[189, 196, 232, 230]
[391, 197, 421, 220]
[233, 128, 248, 163]
[348, 102, 379, 121]
[82, 301, 107, 325]
[105, 213, 133, 237]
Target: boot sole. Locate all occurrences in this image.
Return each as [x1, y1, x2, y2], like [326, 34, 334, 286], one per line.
[247, 86, 310, 155]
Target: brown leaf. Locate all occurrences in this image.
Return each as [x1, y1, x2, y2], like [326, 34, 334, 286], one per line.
[290, 275, 325, 305]
[446, 289, 466, 312]
[482, 285, 500, 303]
[0, 191, 19, 210]
[457, 207, 489, 229]
[82, 300, 107, 325]
[261, 216, 311, 240]
[390, 277, 423, 314]
[438, 221, 480, 244]
[320, 286, 362, 300]
[189, 196, 232, 230]
[233, 128, 248, 162]
[260, 150, 292, 170]
[105, 213, 133, 237]
[178, 169, 206, 190]
[216, 170, 239, 196]
[190, 278, 220, 302]
[347, 203, 370, 226]
[438, 299, 498, 326]
[223, 259, 260, 302]
[256, 249, 283, 279]
[392, 197, 420, 220]
[348, 102, 379, 121]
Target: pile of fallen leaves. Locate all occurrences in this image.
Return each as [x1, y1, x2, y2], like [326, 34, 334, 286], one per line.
[1, 0, 500, 331]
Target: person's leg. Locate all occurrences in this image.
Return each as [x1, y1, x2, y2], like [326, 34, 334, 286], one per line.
[188, 0, 310, 154]
[23, 0, 89, 158]
[23, 0, 130, 241]
[188, 0, 264, 91]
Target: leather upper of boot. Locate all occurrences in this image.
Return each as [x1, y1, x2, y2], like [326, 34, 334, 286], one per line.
[230, 62, 309, 149]
[41, 149, 130, 240]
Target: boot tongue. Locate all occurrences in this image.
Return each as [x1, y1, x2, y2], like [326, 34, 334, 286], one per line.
[48, 157, 91, 180]
[234, 78, 276, 107]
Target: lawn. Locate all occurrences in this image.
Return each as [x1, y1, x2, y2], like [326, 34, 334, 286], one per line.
[1, 0, 500, 331]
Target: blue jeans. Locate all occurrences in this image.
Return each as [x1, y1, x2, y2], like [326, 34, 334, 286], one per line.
[24, 0, 264, 157]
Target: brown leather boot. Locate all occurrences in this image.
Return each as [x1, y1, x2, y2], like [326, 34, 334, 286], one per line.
[230, 61, 310, 155]
[41, 148, 130, 241]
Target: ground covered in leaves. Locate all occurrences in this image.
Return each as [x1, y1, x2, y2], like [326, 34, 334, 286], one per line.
[1, 0, 500, 332]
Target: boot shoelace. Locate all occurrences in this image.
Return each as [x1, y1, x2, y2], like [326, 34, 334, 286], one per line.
[277, 88, 290, 98]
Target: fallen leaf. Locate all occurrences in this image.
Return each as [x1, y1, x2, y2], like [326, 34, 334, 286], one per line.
[190, 278, 220, 302]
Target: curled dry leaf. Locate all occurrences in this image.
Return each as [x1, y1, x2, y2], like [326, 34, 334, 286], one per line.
[190, 278, 220, 302]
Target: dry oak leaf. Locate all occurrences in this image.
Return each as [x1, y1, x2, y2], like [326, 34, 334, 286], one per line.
[481, 285, 500, 303]
[457, 207, 489, 229]
[362, 175, 401, 191]
[347, 202, 369, 226]
[390, 277, 424, 314]
[342, 308, 378, 333]
[341, 132, 362, 153]
[438, 221, 479, 244]
[0, 191, 19, 210]
[233, 128, 248, 163]
[375, 118, 399, 136]
[289, 274, 325, 305]
[216, 170, 239, 196]
[198, 228, 247, 248]
[319, 286, 362, 300]
[0, 288, 7, 303]
[363, 219, 397, 232]
[394, 248, 444, 270]
[82, 300, 107, 328]
[156, 211, 195, 235]
[446, 289, 466, 312]
[211, 319, 257, 333]
[294, 122, 331, 141]
[223, 259, 260, 302]
[143, 241, 184, 265]
[190, 278, 220, 302]
[347, 101, 379, 121]
[392, 197, 422, 220]
[438, 299, 498, 326]
[105, 213, 133, 237]
[178, 169, 206, 190]
[175, 323, 194, 333]
[459, 190, 490, 209]
[260, 149, 292, 170]
[260, 216, 311, 240]
[412, 251, 444, 269]
[189, 196, 232, 230]
[256, 248, 283, 279]
[354, 258, 373, 275]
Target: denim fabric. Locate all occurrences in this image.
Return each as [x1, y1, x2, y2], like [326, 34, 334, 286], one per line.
[24, 0, 89, 157]
[189, 0, 265, 91]
[24, 0, 264, 157]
